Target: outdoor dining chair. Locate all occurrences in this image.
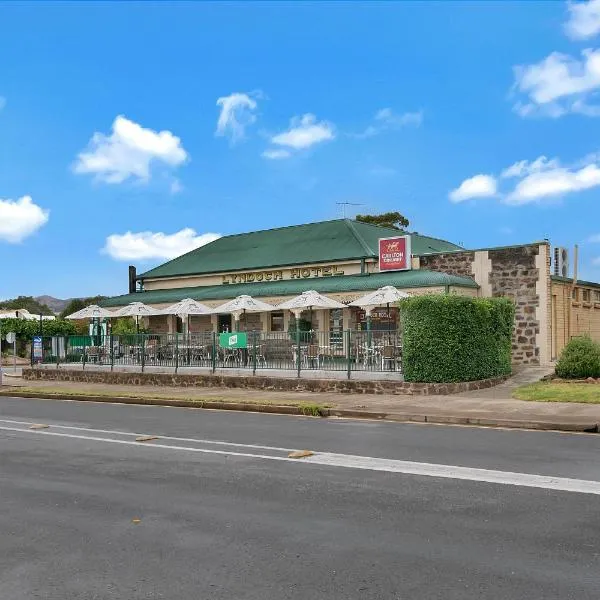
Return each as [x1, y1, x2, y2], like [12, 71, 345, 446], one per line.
[381, 345, 396, 371]
[306, 344, 321, 369]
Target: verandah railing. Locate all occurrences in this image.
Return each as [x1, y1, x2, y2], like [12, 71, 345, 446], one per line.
[31, 330, 403, 377]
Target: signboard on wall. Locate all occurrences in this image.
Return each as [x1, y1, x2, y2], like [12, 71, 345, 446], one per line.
[378, 236, 412, 272]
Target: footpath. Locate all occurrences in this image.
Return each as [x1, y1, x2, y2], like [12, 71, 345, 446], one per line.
[1, 366, 599, 433]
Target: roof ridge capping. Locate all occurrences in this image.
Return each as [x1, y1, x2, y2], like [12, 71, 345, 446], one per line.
[138, 219, 354, 278]
[343, 219, 377, 255]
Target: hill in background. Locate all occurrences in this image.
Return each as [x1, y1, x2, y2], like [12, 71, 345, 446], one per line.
[0, 295, 106, 316]
[34, 295, 73, 314]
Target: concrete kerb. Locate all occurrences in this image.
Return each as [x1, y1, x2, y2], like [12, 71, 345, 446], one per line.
[1, 389, 597, 433]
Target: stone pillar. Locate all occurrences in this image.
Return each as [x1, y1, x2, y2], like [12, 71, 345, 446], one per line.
[210, 314, 218, 333]
[535, 243, 552, 366]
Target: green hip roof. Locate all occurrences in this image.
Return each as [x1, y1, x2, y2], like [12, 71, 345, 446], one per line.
[138, 219, 462, 280]
[101, 269, 478, 307]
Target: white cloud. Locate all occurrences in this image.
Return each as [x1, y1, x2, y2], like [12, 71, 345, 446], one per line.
[587, 232, 600, 242]
[261, 149, 291, 160]
[499, 226, 514, 235]
[565, 0, 600, 40]
[506, 163, 600, 204]
[512, 49, 600, 117]
[0, 195, 49, 243]
[375, 108, 423, 127]
[449, 174, 498, 203]
[452, 153, 600, 205]
[500, 156, 559, 178]
[74, 116, 188, 184]
[103, 228, 221, 261]
[352, 108, 423, 138]
[271, 114, 335, 150]
[215, 92, 258, 144]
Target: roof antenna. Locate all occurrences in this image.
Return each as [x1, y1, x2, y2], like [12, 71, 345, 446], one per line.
[336, 202, 364, 218]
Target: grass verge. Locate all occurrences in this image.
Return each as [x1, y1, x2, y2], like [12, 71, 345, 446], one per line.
[4, 385, 331, 412]
[513, 382, 600, 403]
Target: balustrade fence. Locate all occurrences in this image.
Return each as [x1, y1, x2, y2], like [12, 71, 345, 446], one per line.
[31, 330, 403, 377]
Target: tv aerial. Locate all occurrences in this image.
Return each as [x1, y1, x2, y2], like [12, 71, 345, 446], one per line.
[336, 202, 364, 218]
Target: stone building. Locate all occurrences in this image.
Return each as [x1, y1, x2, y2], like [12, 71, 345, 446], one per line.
[101, 218, 596, 367]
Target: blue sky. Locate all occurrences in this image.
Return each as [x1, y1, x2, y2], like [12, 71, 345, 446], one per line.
[2, 1, 600, 299]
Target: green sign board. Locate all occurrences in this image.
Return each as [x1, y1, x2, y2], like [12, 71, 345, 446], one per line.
[219, 332, 248, 349]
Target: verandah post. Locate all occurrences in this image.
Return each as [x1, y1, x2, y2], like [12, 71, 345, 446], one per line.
[212, 331, 217, 374]
[346, 329, 352, 380]
[110, 334, 114, 372]
[296, 323, 301, 378]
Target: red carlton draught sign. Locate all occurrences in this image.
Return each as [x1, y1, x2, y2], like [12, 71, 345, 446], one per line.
[378, 236, 412, 272]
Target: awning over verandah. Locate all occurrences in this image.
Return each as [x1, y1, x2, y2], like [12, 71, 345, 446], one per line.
[100, 270, 478, 309]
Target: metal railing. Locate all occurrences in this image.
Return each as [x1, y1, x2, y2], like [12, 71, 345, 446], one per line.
[31, 330, 403, 377]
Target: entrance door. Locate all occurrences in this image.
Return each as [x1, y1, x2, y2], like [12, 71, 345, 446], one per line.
[218, 314, 232, 333]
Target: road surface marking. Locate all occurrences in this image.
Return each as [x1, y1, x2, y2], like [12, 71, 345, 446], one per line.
[0, 418, 293, 452]
[2, 422, 600, 496]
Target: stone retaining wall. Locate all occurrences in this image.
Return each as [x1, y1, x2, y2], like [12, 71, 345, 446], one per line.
[23, 368, 508, 396]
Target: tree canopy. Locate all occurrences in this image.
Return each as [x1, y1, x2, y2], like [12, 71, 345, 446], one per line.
[355, 211, 409, 230]
[0, 296, 54, 316]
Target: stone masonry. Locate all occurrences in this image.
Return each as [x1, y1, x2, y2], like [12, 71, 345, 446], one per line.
[23, 367, 508, 396]
[420, 251, 475, 279]
[488, 245, 540, 365]
[420, 244, 544, 365]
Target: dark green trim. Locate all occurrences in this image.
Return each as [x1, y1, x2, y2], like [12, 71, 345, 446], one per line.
[102, 269, 479, 308]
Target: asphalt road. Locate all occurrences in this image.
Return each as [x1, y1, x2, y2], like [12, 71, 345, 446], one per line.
[1, 396, 600, 599]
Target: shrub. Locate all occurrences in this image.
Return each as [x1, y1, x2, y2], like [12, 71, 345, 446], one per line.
[400, 294, 514, 383]
[555, 336, 600, 379]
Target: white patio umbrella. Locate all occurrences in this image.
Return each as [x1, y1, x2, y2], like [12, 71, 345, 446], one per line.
[211, 295, 274, 331]
[64, 305, 115, 320]
[277, 290, 345, 333]
[277, 290, 345, 312]
[161, 298, 212, 335]
[349, 286, 411, 339]
[65, 305, 116, 344]
[113, 302, 165, 333]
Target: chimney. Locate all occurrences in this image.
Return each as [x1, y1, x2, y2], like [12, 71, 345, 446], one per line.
[128, 265, 137, 294]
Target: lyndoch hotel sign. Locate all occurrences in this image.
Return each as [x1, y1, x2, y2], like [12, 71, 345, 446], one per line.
[222, 265, 345, 285]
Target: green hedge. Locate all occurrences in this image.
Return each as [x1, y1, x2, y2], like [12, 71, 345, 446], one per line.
[400, 295, 514, 383]
[555, 336, 600, 379]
